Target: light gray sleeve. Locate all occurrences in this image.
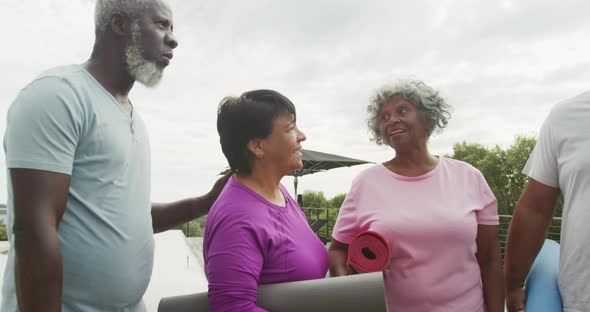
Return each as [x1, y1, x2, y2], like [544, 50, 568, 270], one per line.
[522, 111, 560, 188]
[4, 77, 84, 175]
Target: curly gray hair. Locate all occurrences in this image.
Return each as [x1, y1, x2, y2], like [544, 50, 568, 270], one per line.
[367, 80, 452, 144]
[94, 0, 152, 39]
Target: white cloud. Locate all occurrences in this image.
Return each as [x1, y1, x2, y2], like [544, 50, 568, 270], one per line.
[1, 0, 589, 202]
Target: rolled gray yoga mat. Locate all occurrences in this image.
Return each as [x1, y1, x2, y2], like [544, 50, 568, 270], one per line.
[158, 272, 386, 312]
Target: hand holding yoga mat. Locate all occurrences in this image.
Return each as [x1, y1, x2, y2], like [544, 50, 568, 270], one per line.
[347, 231, 390, 273]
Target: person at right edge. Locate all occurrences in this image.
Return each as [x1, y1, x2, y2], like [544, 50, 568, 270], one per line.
[329, 80, 504, 312]
[505, 90, 590, 311]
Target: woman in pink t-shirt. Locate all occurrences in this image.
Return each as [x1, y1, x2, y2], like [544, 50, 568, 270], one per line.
[329, 80, 504, 312]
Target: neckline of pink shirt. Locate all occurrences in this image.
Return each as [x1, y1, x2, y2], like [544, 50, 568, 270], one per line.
[379, 156, 442, 182]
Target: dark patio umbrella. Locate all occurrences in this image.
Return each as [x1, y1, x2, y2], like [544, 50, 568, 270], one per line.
[291, 149, 372, 197]
[219, 149, 372, 197]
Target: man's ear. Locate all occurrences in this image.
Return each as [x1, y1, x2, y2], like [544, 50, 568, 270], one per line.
[247, 138, 264, 159]
[110, 13, 132, 36]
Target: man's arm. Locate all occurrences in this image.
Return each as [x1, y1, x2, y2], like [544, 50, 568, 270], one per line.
[151, 174, 230, 233]
[475, 224, 504, 312]
[504, 178, 561, 312]
[11, 168, 70, 312]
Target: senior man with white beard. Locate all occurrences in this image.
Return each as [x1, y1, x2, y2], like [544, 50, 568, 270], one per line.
[1, 0, 228, 311]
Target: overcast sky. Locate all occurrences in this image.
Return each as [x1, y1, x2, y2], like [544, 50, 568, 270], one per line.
[1, 0, 589, 202]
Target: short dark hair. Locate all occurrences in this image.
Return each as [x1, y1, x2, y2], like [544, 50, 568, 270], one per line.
[217, 89, 297, 175]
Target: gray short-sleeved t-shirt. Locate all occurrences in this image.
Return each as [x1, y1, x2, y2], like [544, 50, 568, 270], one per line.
[2, 65, 153, 311]
[523, 90, 590, 311]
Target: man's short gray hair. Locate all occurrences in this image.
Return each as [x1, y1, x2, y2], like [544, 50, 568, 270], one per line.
[94, 0, 150, 38]
[367, 80, 452, 144]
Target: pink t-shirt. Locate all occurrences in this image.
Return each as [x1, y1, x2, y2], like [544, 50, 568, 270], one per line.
[332, 157, 498, 312]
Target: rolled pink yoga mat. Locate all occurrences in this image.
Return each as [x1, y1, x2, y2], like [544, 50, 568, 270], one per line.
[347, 231, 390, 273]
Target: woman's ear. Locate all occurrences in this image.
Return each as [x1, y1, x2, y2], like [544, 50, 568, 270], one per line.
[421, 113, 435, 135]
[247, 138, 264, 159]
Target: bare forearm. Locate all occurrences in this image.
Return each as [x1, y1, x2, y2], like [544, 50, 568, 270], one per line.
[474, 224, 503, 312]
[9, 169, 71, 311]
[15, 230, 62, 312]
[152, 174, 231, 233]
[151, 195, 212, 233]
[480, 259, 504, 312]
[504, 203, 553, 291]
[328, 242, 349, 277]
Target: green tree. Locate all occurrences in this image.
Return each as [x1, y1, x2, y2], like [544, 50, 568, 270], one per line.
[447, 135, 541, 215]
[176, 215, 207, 237]
[328, 193, 347, 208]
[302, 190, 328, 208]
[301, 192, 348, 243]
[0, 220, 7, 241]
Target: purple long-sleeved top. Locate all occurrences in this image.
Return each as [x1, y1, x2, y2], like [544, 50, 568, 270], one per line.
[203, 177, 329, 311]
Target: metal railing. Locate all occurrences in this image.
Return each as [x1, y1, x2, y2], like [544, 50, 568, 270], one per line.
[301, 208, 563, 255]
[498, 214, 561, 258]
[301, 207, 336, 244]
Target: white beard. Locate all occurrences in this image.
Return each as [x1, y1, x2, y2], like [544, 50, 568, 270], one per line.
[125, 24, 163, 88]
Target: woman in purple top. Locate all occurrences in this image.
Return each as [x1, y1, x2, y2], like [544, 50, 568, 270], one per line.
[204, 89, 329, 312]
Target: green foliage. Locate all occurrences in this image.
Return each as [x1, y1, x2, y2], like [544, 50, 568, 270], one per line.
[302, 191, 328, 208]
[446, 135, 552, 215]
[301, 192, 347, 243]
[0, 220, 7, 241]
[328, 193, 347, 209]
[303, 207, 339, 244]
[302, 191, 347, 209]
[176, 216, 207, 237]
